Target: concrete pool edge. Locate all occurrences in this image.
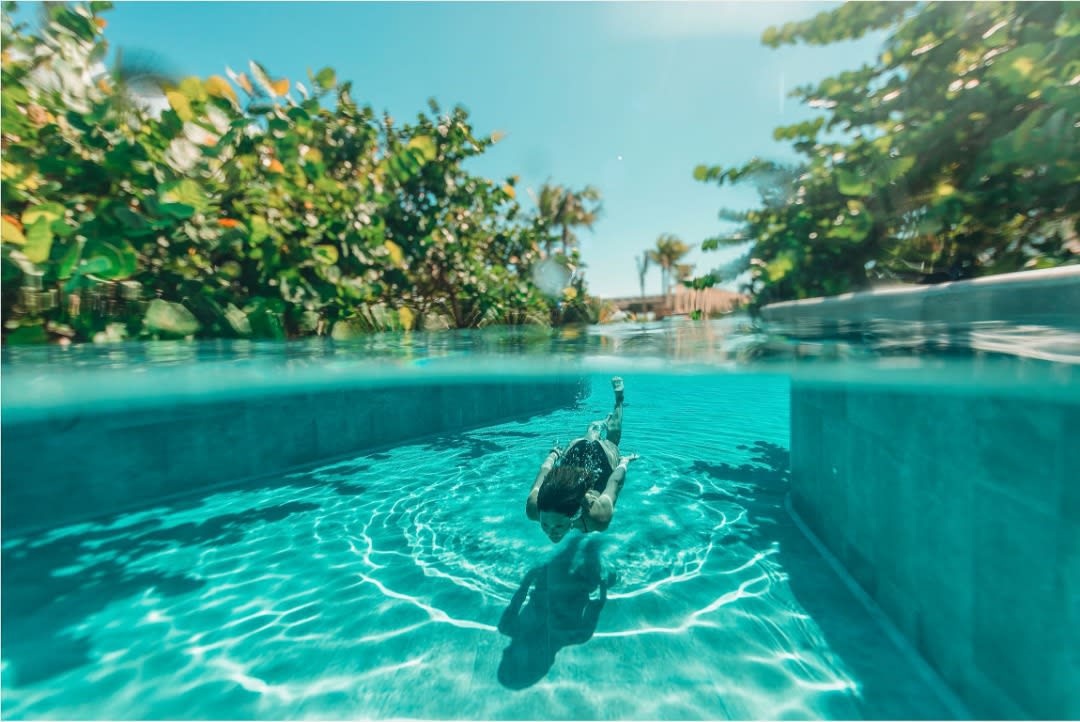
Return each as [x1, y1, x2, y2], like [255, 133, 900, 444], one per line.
[760, 265, 1080, 328]
[1, 377, 587, 535]
[784, 493, 972, 720]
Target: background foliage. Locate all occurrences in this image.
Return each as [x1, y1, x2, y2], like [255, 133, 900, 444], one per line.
[1, 2, 603, 343]
[694, 1, 1079, 309]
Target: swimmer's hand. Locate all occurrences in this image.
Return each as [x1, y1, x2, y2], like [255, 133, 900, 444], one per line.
[618, 453, 640, 468]
[540, 444, 562, 472]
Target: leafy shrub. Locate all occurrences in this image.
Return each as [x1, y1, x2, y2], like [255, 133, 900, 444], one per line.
[695, 1, 1079, 308]
[1, 1, 592, 342]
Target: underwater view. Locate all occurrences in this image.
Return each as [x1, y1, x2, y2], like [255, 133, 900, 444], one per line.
[3, 320, 1078, 719]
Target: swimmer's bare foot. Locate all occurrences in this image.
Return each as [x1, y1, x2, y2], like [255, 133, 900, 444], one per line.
[611, 376, 624, 405]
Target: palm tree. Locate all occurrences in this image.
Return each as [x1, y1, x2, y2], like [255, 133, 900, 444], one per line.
[675, 262, 696, 285]
[533, 184, 602, 256]
[635, 254, 649, 300]
[647, 234, 693, 301]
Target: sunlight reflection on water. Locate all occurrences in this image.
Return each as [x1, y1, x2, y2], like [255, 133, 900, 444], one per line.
[2, 375, 960, 719]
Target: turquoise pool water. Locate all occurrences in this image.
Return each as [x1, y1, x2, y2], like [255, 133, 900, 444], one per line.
[2, 374, 942, 719]
[2, 320, 1077, 719]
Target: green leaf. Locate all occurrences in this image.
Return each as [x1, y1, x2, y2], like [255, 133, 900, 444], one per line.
[315, 67, 336, 90]
[144, 299, 201, 336]
[287, 106, 311, 123]
[692, 165, 708, 182]
[5, 324, 50, 345]
[384, 240, 405, 267]
[64, 257, 110, 292]
[407, 135, 437, 162]
[159, 179, 209, 214]
[394, 153, 418, 179]
[250, 216, 269, 243]
[225, 303, 252, 336]
[53, 5, 98, 41]
[836, 167, 872, 195]
[988, 43, 1046, 92]
[22, 202, 65, 227]
[313, 244, 339, 264]
[158, 202, 195, 220]
[112, 205, 150, 231]
[244, 297, 286, 339]
[888, 155, 916, 179]
[82, 239, 138, 279]
[218, 260, 242, 279]
[268, 116, 290, 136]
[831, 201, 873, 242]
[766, 254, 795, 282]
[57, 239, 84, 279]
[52, 219, 78, 238]
[1056, 7, 1080, 37]
[24, 219, 54, 264]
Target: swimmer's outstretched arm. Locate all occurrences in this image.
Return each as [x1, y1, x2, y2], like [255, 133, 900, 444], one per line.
[526, 446, 561, 521]
[586, 454, 639, 530]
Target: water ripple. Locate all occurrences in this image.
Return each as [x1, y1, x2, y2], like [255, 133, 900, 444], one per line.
[2, 375, 956, 719]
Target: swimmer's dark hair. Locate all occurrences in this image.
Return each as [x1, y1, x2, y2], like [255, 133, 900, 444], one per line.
[537, 465, 588, 516]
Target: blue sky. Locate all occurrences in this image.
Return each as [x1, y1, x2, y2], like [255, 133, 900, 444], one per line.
[85, 1, 883, 297]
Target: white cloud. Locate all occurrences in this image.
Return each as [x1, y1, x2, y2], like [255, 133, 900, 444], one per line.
[605, 1, 839, 40]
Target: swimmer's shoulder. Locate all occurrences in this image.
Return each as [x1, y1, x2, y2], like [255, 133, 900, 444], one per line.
[581, 490, 613, 531]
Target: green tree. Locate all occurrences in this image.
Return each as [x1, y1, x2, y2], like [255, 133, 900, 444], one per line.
[647, 234, 693, 300]
[635, 253, 650, 300]
[0, 1, 601, 341]
[695, 1, 1080, 308]
[533, 183, 602, 256]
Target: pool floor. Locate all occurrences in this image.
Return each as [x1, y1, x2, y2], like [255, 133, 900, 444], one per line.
[2, 375, 959, 719]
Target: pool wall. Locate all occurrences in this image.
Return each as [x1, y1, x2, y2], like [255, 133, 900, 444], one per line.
[789, 383, 1079, 720]
[2, 379, 585, 534]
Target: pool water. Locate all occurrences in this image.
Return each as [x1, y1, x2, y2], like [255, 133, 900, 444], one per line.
[3, 372, 961, 719]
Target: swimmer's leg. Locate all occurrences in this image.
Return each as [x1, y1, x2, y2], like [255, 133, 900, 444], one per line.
[586, 377, 625, 442]
[585, 419, 605, 441]
[606, 377, 624, 446]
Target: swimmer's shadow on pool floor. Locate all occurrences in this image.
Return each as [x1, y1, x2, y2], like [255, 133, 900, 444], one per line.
[496, 536, 612, 690]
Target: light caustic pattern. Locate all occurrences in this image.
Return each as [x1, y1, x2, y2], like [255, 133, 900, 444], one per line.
[1, 375, 951, 720]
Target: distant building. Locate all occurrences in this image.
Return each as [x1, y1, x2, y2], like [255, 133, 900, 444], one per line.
[605, 286, 746, 319]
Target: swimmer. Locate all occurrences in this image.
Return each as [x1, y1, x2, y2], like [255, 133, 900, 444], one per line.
[526, 377, 639, 542]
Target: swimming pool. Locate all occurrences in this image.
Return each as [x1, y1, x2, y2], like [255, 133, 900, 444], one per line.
[2, 321, 1076, 719]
